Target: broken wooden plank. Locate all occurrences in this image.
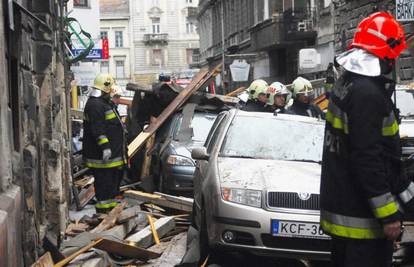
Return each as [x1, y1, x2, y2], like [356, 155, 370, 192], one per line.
[54, 239, 103, 267]
[126, 217, 175, 249]
[90, 202, 127, 234]
[117, 206, 141, 224]
[154, 192, 194, 207]
[147, 215, 160, 245]
[93, 238, 161, 261]
[76, 185, 95, 211]
[127, 64, 221, 158]
[225, 86, 246, 97]
[31, 252, 54, 267]
[125, 190, 192, 212]
[140, 133, 156, 178]
[65, 222, 89, 237]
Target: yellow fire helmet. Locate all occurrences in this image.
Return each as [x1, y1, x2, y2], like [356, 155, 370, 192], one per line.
[292, 77, 314, 98]
[248, 79, 269, 100]
[93, 73, 115, 94]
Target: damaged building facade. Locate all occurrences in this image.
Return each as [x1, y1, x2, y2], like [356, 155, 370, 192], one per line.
[0, 0, 72, 266]
[198, 0, 414, 92]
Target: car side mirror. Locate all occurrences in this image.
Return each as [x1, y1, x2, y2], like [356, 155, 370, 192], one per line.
[191, 147, 209, 161]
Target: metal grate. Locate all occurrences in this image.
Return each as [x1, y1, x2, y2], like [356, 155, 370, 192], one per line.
[267, 192, 320, 210]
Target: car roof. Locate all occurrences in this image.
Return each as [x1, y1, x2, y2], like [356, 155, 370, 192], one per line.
[232, 109, 325, 125]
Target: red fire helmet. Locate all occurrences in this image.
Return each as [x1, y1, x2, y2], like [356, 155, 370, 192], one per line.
[350, 12, 407, 60]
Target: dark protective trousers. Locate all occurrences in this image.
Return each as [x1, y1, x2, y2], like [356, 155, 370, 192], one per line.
[92, 167, 123, 201]
[330, 237, 393, 267]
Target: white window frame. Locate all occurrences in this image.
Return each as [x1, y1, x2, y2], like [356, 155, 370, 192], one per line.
[151, 17, 161, 34]
[115, 31, 123, 48]
[100, 61, 109, 74]
[115, 60, 125, 78]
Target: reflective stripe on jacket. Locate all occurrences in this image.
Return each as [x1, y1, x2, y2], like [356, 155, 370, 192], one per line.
[83, 96, 127, 169]
[320, 72, 414, 239]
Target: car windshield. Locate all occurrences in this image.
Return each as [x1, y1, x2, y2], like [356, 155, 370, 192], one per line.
[395, 90, 414, 118]
[221, 116, 324, 162]
[174, 112, 217, 142]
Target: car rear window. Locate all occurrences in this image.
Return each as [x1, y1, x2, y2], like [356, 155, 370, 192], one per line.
[174, 112, 217, 142]
[221, 116, 324, 162]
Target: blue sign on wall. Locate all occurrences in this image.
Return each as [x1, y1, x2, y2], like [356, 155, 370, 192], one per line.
[71, 49, 103, 60]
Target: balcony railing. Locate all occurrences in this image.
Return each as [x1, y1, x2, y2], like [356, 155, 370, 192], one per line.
[143, 33, 168, 45]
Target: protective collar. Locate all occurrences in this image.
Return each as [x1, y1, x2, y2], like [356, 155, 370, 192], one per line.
[89, 88, 103, 97]
[336, 48, 381, 77]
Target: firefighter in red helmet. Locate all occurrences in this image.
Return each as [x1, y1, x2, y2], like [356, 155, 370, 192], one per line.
[320, 12, 414, 266]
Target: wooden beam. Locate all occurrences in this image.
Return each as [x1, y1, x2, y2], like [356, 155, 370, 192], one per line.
[126, 217, 175, 249]
[225, 86, 246, 97]
[31, 252, 54, 267]
[90, 202, 127, 234]
[127, 64, 222, 158]
[125, 190, 193, 212]
[76, 185, 95, 211]
[93, 238, 161, 261]
[53, 239, 103, 267]
[140, 119, 156, 178]
[147, 215, 160, 245]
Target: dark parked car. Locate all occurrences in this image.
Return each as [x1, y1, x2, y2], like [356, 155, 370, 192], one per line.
[154, 105, 218, 194]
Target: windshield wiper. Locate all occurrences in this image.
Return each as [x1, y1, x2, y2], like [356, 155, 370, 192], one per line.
[286, 159, 322, 164]
[221, 154, 255, 159]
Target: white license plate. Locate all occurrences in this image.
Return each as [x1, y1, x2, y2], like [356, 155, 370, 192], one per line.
[271, 220, 330, 239]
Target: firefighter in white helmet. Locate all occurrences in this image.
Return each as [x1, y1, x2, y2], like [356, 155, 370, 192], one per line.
[242, 79, 269, 112]
[265, 82, 290, 113]
[83, 73, 127, 213]
[286, 77, 324, 119]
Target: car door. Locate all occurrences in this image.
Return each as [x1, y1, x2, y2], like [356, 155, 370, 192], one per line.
[193, 112, 227, 210]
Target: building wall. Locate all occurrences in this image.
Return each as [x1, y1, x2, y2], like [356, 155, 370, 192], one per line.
[333, 0, 414, 82]
[0, 1, 71, 265]
[131, 0, 200, 86]
[100, 18, 132, 87]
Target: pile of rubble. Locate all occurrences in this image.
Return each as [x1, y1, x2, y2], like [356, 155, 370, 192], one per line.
[33, 191, 193, 267]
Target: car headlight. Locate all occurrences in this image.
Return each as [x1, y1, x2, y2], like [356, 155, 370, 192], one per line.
[166, 155, 195, 166]
[221, 187, 262, 208]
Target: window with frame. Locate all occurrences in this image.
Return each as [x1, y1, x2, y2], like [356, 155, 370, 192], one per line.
[100, 31, 108, 40]
[186, 49, 194, 64]
[115, 60, 125, 78]
[74, 0, 88, 7]
[115, 31, 123, 47]
[100, 61, 109, 74]
[186, 19, 195, 34]
[151, 49, 163, 66]
[152, 17, 161, 34]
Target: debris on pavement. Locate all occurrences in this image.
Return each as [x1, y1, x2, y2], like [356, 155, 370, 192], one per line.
[35, 190, 193, 266]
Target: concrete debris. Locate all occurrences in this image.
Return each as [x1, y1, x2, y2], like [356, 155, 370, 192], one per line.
[36, 191, 191, 266]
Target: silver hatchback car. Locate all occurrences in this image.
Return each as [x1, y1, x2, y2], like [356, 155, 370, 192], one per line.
[191, 110, 331, 261]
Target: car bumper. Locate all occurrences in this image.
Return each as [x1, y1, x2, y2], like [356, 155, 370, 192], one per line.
[163, 164, 195, 192]
[207, 199, 331, 260]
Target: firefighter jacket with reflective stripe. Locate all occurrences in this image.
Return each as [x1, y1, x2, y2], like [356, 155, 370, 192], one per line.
[320, 72, 414, 240]
[286, 100, 325, 119]
[83, 96, 127, 169]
